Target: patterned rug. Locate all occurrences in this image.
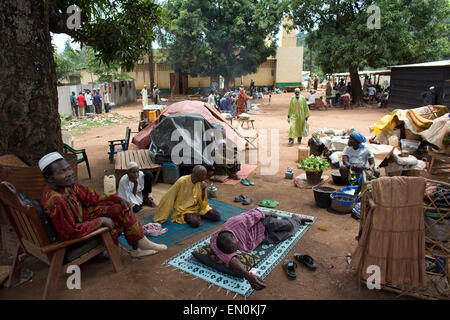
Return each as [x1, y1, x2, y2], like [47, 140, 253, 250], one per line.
[164, 207, 316, 297]
[118, 200, 246, 249]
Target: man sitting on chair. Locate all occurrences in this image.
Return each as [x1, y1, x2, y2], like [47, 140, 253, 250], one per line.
[154, 165, 221, 227]
[39, 152, 167, 258]
[118, 162, 157, 213]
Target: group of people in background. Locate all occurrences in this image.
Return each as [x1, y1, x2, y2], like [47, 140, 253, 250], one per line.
[70, 88, 109, 118]
[141, 83, 160, 108]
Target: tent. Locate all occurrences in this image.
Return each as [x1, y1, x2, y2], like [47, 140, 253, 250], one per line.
[149, 113, 224, 165]
[132, 100, 246, 151]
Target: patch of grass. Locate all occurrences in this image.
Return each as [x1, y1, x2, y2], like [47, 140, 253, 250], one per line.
[60, 114, 122, 136]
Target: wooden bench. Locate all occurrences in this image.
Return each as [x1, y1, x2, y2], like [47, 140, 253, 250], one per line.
[115, 149, 162, 184]
[237, 119, 255, 129]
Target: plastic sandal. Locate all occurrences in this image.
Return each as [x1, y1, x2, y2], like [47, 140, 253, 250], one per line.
[246, 179, 255, 186]
[258, 200, 279, 208]
[294, 254, 317, 271]
[234, 194, 246, 202]
[283, 260, 297, 280]
[241, 179, 250, 186]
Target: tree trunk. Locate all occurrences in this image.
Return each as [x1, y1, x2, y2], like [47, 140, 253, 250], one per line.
[309, 50, 312, 75]
[349, 67, 362, 107]
[170, 72, 179, 97]
[149, 49, 154, 87]
[0, 0, 63, 165]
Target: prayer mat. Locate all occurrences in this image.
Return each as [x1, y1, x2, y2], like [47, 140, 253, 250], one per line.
[164, 207, 316, 297]
[118, 200, 246, 249]
[222, 164, 258, 185]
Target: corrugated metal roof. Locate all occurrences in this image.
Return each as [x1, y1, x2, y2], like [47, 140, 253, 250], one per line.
[331, 70, 391, 76]
[390, 60, 450, 68]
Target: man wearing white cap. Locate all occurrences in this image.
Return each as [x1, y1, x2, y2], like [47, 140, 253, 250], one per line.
[422, 86, 437, 106]
[118, 162, 156, 213]
[39, 152, 166, 258]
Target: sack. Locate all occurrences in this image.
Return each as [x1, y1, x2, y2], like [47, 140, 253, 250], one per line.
[303, 122, 309, 137]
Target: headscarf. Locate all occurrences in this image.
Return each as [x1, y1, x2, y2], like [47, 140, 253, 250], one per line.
[350, 131, 367, 148]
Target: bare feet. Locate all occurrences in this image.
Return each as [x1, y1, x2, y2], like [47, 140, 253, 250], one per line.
[144, 196, 158, 208]
[292, 214, 313, 225]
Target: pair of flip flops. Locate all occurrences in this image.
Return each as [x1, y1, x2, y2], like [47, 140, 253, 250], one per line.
[234, 194, 253, 205]
[258, 200, 279, 208]
[283, 254, 317, 280]
[241, 178, 254, 186]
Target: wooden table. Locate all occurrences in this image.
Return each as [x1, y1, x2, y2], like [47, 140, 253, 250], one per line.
[115, 149, 162, 183]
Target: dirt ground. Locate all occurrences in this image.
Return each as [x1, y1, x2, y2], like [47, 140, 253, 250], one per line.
[1, 92, 442, 300]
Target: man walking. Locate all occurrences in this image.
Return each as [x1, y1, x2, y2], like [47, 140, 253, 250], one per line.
[288, 88, 310, 146]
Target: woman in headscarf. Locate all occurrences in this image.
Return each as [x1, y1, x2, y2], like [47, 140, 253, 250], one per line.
[236, 88, 249, 116]
[339, 131, 380, 185]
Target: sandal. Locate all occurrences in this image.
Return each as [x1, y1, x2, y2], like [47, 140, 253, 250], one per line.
[241, 179, 250, 186]
[283, 260, 297, 280]
[294, 254, 317, 271]
[234, 195, 246, 202]
[258, 200, 279, 208]
[246, 179, 255, 186]
[242, 197, 253, 205]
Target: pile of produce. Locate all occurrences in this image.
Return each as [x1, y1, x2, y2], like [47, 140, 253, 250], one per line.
[297, 155, 330, 171]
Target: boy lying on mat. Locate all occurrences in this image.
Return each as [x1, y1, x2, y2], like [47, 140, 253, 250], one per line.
[210, 209, 312, 290]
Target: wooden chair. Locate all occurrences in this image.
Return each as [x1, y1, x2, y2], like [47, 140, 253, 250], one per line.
[428, 150, 450, 175]
[0, 181, 122, 299]
[63, 144, 91, 179]
[108, 126, 131, 163]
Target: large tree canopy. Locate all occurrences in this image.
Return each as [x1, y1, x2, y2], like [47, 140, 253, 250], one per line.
[162, 0, 285, 86]
[287, 0, 450, 104]
[0, 0, 166, 164]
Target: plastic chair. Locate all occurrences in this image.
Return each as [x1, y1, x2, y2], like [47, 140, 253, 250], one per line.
[108, 127, 131, 163]
[63, 144, 91, 179]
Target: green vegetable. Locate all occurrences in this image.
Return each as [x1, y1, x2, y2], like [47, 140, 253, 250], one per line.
[298, 155, 330, 171]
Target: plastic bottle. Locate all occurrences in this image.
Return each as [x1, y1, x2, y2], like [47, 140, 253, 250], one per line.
[389, 135, 399, 147]
[104, 175, 116, 195]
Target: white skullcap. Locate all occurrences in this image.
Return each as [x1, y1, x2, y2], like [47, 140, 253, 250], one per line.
[127, 162, 139, 170]
[430, 86, 435, 90]
[38, 152, 63, 171]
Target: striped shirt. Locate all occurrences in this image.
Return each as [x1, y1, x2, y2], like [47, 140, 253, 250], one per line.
[210, 209, 266, 266]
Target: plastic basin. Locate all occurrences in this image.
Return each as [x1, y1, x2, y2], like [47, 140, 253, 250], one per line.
[313, 186, 337, 208]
